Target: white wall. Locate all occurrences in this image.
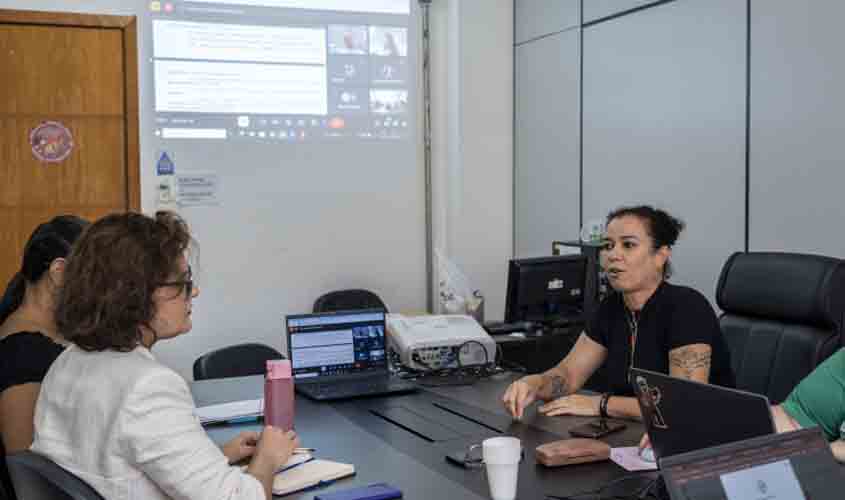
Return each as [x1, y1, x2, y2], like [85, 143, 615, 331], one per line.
[582, 0, 746, 304]
[514, 0, 580, 259]
[749, 0, 845, 256]
[583, 0, 659, 23]
[3, 0, 516, 374]
[431, 0, 513, 321]
[515, 0, 845, 309]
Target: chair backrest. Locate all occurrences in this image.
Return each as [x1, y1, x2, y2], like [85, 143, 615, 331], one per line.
[6, 452, 103, 500]
[193, 343, 285, 381]
[312, 289, 388, 313]
[716, 251, 845, 403]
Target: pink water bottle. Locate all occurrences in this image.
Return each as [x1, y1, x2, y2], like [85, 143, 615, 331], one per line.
[264, 359, 295, 431]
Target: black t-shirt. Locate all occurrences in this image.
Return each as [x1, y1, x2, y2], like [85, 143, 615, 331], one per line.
[0, 331, 65, 394]
[0, 331, 65, 499]
[586, 282, 735, 396]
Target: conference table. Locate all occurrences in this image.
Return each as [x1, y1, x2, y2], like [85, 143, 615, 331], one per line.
[191, 373, 651, 499]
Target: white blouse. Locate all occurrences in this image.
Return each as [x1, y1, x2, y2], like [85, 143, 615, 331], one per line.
[31, 344, 265, 500]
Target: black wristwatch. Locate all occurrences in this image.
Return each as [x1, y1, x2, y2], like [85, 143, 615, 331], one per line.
[599, 393, 611, 419]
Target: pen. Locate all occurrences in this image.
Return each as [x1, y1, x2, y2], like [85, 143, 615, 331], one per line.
[294, 448, 315, 454]
[200, 415, 261, 426]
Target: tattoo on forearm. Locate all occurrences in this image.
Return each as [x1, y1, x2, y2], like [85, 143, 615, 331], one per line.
[669, 346, 712, 379]
[549, 375, 568, 399]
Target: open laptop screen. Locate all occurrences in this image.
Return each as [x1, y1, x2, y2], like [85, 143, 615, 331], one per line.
[661, 428, 843, 500]
[631, 368, 774, 461]
[287, 310, 387, 381]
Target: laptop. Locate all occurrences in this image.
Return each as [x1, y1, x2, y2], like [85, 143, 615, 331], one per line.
[660, 427, 844, 500]
[286, 309, 417, 401]
[631, 368, 775, 463]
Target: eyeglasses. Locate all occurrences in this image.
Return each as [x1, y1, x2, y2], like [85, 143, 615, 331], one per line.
[455, 443, 484, 468]
[450, 442, 525, 468]
[159, 265, 193, 299]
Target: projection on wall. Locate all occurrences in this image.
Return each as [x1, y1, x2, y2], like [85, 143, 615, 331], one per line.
[149, 0, 412, 142]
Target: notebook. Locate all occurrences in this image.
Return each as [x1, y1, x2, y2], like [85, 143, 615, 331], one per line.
[630, 368, 775, 463]
[272, 459, 356, 496]
[286, 309, 417, 401]
[660, 428, 844, 500]
[241, 456, 355, 496]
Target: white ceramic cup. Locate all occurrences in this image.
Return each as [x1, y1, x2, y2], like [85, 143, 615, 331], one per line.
[482, 437, 521, 500]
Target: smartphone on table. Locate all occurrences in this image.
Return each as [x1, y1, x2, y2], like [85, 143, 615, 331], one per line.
[568, 419, 626, 439]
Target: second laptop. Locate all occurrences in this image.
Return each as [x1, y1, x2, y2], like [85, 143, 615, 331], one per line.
[286, 309, 417, 401]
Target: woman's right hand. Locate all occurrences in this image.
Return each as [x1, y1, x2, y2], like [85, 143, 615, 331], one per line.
[502, 375, 541, 420]
[250, 426, 299, 473]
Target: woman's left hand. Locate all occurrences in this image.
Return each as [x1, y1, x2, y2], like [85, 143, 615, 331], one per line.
[538, 394, 601, 417]
[222, 430, 261, 464]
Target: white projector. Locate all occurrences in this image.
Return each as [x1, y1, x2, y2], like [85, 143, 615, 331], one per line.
[385, 314, 497, 371]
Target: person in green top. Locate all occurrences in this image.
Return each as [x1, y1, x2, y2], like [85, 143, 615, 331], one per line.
[772, 347, 845, 462]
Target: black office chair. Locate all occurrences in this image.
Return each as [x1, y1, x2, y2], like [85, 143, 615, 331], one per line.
[6, 451, 103, 500]
[193, 343, 285, 381]
[716, 251, 845, 403]
[312, 289, 388, 313]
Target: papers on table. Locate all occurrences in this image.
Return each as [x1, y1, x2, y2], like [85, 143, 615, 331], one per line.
[196, 398, 263, 425]
[609, 447, 658, 472]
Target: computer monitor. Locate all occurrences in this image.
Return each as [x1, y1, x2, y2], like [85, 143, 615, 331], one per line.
[504, 255, 587, 324]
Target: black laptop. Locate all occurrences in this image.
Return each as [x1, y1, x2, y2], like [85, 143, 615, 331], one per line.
[631, 368, 775, 463]
[286, 309, 417, 401]
[661, 427, 844, 500]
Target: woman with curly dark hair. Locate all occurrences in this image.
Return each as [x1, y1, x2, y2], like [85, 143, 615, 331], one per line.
[503, 205, 734, 422]
[31, 211, 298, 500]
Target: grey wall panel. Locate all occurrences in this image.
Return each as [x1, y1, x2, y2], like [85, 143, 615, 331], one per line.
[582, 0, 746, 303]
[515, 0, 580, 44]
[749, 0, 845, 257]
[515, 29, 580, 258]
[583, 0, 659, 24]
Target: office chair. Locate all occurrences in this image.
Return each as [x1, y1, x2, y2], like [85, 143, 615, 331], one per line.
[193, 343, 285, 381]
[6, 451, 104, 500]
[1, 470, 10, 500]
[716, 251, 845, 403]
[312, 289, 388, 313]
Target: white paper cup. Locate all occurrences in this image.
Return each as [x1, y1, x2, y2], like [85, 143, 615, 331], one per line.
[482, 437, 521, 500]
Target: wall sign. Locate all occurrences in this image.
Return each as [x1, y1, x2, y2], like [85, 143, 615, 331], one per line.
[30, 121, 74, 163]
[156, 151, 175, 175]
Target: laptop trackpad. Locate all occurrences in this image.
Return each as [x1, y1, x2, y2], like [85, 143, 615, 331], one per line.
[370, 407, 463, 442]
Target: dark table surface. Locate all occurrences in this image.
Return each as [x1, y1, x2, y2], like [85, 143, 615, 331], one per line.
[191, 373, 651, 499]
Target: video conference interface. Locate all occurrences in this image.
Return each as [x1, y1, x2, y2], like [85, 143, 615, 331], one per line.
[287, 312, 387, 379]
[150, 0, 412, 142]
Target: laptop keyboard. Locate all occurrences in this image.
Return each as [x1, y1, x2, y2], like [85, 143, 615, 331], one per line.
[305, 377, 416, 400]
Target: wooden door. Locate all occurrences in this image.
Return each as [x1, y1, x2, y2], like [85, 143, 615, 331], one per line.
[0, 9, 139, 288]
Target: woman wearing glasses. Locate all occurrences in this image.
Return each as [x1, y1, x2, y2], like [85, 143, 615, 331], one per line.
[502, 205, 734, 421]
[31, 212, 298, 500]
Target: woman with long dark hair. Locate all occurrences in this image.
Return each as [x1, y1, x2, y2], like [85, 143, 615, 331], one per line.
[0, 215, 88, 497]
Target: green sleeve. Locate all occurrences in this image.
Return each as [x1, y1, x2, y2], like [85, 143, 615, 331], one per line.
[782, 348, 845, 441]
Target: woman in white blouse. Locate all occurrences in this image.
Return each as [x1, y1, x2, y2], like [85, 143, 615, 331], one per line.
[31, 211, 297, 500]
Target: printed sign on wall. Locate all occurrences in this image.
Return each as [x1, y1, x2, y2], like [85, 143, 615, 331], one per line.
[30, 121, 74, 163]
[156, 151, 175, 175]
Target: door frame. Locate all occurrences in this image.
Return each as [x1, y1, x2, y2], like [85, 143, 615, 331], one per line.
[0, 8, 141, 210]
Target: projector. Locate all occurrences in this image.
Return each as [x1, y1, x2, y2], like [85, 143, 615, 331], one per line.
[385, 314, 497, 371]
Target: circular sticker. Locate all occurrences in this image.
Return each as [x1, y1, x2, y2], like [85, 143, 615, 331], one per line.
[30, 121, 74, 163]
